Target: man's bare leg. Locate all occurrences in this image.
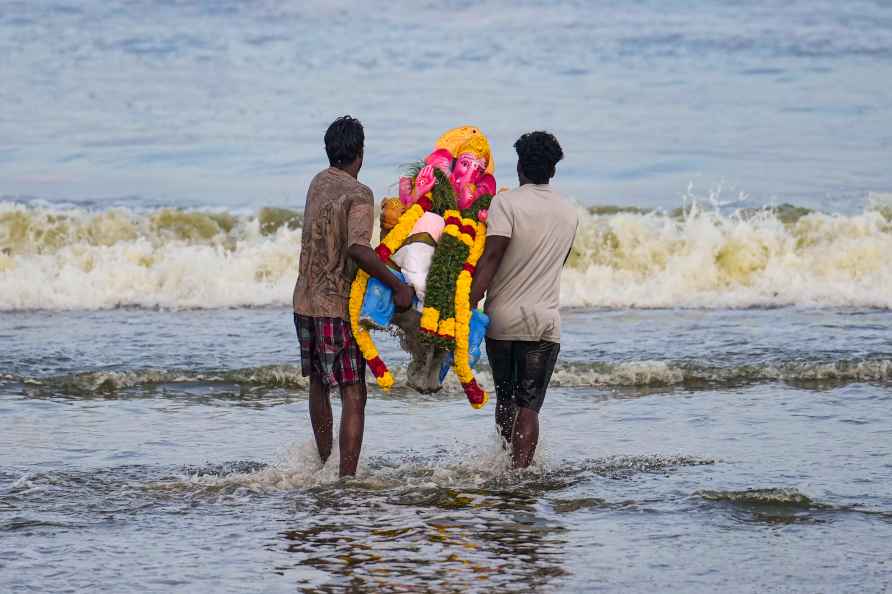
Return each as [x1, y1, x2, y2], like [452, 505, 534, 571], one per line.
[511, 407, 539, 469]
[338, 382, 367, 477]
[308, 374, 333, 464]
[495, 398, 517, 446]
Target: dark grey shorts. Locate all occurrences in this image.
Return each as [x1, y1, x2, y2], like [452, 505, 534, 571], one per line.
[485, 338, 560, 413]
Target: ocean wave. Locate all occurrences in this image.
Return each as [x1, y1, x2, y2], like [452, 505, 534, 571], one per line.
[2, 200, 892, 310]
[563, 197, 892, 308]
[0, 202, 303, 310]
[695, 488, 892, 525]
[6, 358, 891, 397]
[696, 488, 826, 509]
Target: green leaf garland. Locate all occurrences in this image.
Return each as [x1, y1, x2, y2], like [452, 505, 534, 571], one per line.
[421, 232, 470, 349]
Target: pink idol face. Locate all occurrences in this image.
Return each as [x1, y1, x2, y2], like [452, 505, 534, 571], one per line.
[451, 152, 486, 185]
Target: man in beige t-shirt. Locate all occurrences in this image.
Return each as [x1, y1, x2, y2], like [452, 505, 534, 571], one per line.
[470, 131, 577, 468]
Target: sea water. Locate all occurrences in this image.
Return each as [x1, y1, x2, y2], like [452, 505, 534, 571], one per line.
[2, 2, 892, 592]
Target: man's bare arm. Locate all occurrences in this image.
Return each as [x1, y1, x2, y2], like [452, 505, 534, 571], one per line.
[563, 226, 578, 267]
[470, 235, 510, 308]
[347, 244, 414, 310]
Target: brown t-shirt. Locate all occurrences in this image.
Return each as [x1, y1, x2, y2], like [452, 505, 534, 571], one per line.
[292, 167, 374, 320]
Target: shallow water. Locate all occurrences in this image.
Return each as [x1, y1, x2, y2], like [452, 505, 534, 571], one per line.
[2, 308, 891, 592]
[4, 0, 892, 591]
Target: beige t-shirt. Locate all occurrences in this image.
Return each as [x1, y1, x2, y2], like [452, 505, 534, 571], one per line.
[484, 184, 578, 342]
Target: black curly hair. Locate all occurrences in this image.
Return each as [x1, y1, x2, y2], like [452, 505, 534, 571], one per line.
[324, 115, 364, 167]
[514, 131, 563, 184]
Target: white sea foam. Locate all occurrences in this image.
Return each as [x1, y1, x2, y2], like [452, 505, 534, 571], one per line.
[0, 202, 302, 310]
[2, 201, 892, 310]
[16, 359, 891, 401]
[562, 204, 892, 308]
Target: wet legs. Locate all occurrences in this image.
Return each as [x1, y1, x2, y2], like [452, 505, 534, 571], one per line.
[338, 382, 367, 477]
[308, 374, 333, 464]
[308, 376, 367, 476]
[510, 407, 539, 469]
[495, 399, 539, 468]
[495, 397, 517, 445]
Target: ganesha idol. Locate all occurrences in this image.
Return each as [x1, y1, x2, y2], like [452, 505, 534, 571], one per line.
[347, 126, 496, 408]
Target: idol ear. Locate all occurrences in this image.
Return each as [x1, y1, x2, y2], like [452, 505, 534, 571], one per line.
[425, 148, 454, 175]
[475, 174, 496, 197]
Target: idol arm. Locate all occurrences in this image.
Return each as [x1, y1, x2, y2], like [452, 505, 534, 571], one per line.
[469, 235, 510, 309]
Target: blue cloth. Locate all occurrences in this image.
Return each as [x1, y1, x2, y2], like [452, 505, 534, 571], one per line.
[359, 269, 406, 328]
[439, 310, 490, 383]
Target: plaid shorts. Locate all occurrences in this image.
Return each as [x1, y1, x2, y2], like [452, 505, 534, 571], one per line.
[294, 314, 366, 387]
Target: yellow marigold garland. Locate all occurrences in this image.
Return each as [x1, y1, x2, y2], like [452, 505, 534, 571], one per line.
[348, 269, 395, 389]
[437, 317, 456, 338]
[348, 200, 427, 390]
[375, 202, 426, 262]
[452, 219, 489, 408]
[346, 193, 491, 406]
[467, 219, 486, 268]
[420, 306, 439, 332]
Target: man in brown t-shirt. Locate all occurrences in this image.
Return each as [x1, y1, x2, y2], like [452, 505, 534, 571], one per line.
[293, 116, 414, 477]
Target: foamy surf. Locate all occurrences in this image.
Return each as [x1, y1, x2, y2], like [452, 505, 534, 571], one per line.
[2, 200, 892, 310]
[7, 358, 891, 398]
[563, 200, 892, 308]
[0, 202, 303, 310]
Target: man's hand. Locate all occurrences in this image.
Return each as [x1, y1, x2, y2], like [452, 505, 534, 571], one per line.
[393, 283, 415, 311]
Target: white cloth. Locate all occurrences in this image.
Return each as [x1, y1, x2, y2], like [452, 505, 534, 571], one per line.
[391, 242, 435, 312]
